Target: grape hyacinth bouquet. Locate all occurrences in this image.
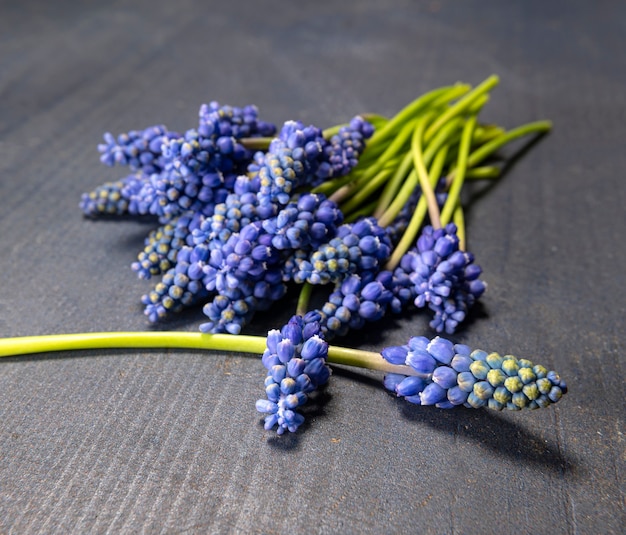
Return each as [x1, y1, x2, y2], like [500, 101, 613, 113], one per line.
[0, 76, 567, 436]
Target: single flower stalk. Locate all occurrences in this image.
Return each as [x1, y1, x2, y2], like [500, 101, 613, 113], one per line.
[381, 336, 567, 410]
[0, 325, 566, 435]
[256, 315, 331, 434]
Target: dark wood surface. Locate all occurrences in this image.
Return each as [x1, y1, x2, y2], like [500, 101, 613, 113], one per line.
[1, 1, 624, 533]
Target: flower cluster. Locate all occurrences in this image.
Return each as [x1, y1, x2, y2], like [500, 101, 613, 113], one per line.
[256, 117, 373, 207]
[395, 224, 486, 334]
[78, 172, 146, 217]
[200, 221, 286, 334]
[131, 211, 203, 279]
[97, 124, 179, 174]
[292, 217, 392, 285]
[166, 191, 345, 334]
[75, 79, 565, 436]
[382, 336, 567, 410]
[80, 102, 276, 220]
[256, 315, 331, 434]
[304, 272, 396, 339]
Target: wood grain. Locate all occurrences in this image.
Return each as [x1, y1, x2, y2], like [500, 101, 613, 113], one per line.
[0, 1, 624, 533]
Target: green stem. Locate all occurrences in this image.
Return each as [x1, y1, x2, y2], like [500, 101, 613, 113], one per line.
[0, 331, 421, 377]
[311, 172, 356, 197]
[411, 116, 442, 229]
[472, 124, 505, 145]
[355, 117, 419, 188]
[326, 346, 423, 377]
[427, 144, 449, 191]
[445, 120, 552, 189]
[383, 145, 448, 269]
[323, 84, 491, 216]
[296, 282, 314, 317]
[338, 166, 394, 215]
[240, 137, 273, 151]
[377, 169, 418, 228]
[0, 331, 267, 357]
[384, 193, 426, 269]
[328, 155, 402, 205]
[465, 165, 501, 180]
[423, 75, 499, 143]
[440, 115, 477, 226]
[366, 84, 469, 149]
[374, 115, 462, 220]
[428, 94, 489, 167]
[378, 140, 448, 230]
[373, 150, 414, 219]
[421, 116, 464, 167]
[470, 120, 551, 160]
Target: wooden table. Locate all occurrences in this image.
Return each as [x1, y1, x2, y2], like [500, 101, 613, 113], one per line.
[1, 1, 624, 533]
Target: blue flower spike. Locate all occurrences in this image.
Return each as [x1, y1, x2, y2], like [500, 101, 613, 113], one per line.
[256, 315, 331, 434]
[392, 223, 487, 334]
[381, 336, 567, 411]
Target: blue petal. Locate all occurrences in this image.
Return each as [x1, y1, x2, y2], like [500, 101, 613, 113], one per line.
[427, 337, 455, 364]
[265, 383, 281, 402]
[407, 336, 429, 351]
[447, 386, 469, 405]
[432, 366, 458, 389]
[383, 373, 406, 392]
[263, 413, 279, 430]
[381, 345, 409, 365]
[450, 354, 473, 372]
[419, 383, 447, 405]
[301, 335, 328, 360]
[256, 399, 278, 414]
[396, 376, 427, 397]
[406, 349, 437, 375]
[271, 365, 286, 383]
[287, 358, 306, 378]
[277, 339, 295, 364]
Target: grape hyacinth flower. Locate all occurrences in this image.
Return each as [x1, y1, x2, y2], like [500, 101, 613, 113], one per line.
[398, 223, 486, 334]
[84, 102, 276, 221]
[325, 116, 375, 177]
[141, 244, 211, 323]
[256, 315, 331, 434]
[256, 117, 373, 207]
[198, 102, 276, 140]
[264, 193, 344, 254]
[256, 123, 326, 206]
[389, 250, 419, 313]
[304, 271, 395, 339]
[133, 130, 236, 220]
[142, 192, 340, 330]
[199, 221, 287, 334]
[138, 184, 271, 323]
[382, 336, 567, 410]
[79, 172, 147, 217]
[97, 124, 180, 174]
[293, 217, 392, 285]
[131, 211, 203, 279]
[189, 193, 341, 334]
[188, 174, 270, 249]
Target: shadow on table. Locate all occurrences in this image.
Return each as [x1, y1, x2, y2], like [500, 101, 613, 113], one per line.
[333, 367, 581, 479]
[263, 388, 333, 451]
